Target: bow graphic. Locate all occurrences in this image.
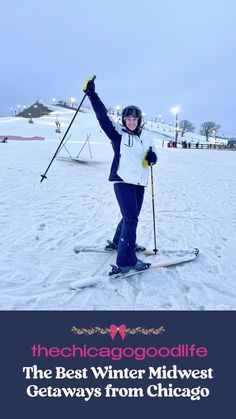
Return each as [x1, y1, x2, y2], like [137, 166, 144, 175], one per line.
[110, 324, 126, 340]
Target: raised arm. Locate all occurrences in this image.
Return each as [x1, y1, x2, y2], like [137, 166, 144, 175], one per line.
[83, 77, 121, 142]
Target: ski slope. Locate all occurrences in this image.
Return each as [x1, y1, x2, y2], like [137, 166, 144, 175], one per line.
[0, 107, 235, 310]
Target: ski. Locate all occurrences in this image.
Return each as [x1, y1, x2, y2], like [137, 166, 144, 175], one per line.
[74, 244, 198, 257]
[109, 248, 199, 279]
[74, 244, 145, 254]
[69, 248, 199, 290]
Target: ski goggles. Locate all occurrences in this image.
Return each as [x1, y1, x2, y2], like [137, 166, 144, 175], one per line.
[122, 107, 142, 119]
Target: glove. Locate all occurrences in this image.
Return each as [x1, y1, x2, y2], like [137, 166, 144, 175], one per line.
[83, 76, 96, 96]
[143, 146, 157, 167]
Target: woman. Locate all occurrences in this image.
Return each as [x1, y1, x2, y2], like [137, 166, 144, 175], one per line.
[83, 76, 157, 275]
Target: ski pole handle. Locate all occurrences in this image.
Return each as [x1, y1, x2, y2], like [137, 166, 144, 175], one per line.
[149, 146, 155, 168]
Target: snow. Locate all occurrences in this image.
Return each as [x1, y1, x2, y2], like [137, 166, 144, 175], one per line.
[0, 108, 236, 310]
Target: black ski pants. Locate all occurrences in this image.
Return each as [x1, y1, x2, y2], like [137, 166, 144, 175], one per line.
[113, 182, 145, 267]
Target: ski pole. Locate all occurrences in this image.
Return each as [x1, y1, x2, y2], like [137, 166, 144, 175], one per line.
[40, 75, 96, 182]
[150, 161, 158, 254]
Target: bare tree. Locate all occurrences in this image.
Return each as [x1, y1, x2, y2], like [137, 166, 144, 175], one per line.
[179, 120, 195, 137]
[200, 121, 221, 141]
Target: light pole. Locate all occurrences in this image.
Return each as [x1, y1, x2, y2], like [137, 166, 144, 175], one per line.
[116, 105, 121, 122]
[171, 106, 180, 146]
[69, 97, 77, 108]
[211, 129, 216, 143]
[28, 112, 33, 124]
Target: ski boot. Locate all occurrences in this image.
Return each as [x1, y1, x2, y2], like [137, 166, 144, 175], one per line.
[109, 259, 151, 276]
[105, 240, 146, 253]
[135, 244, 146, 252]
[105, 240, 118, 251]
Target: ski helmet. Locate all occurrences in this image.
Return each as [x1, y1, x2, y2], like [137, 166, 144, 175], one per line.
[122, 105, 142, 128]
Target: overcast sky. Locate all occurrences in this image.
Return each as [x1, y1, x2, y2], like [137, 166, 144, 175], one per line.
[1, 0, 236, 135]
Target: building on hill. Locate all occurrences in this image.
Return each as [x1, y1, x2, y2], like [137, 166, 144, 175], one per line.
[18, 102, 52, 118]
[54, 100, 86, 112]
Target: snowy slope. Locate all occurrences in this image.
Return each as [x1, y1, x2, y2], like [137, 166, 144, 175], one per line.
[0, 110, 236, 310]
